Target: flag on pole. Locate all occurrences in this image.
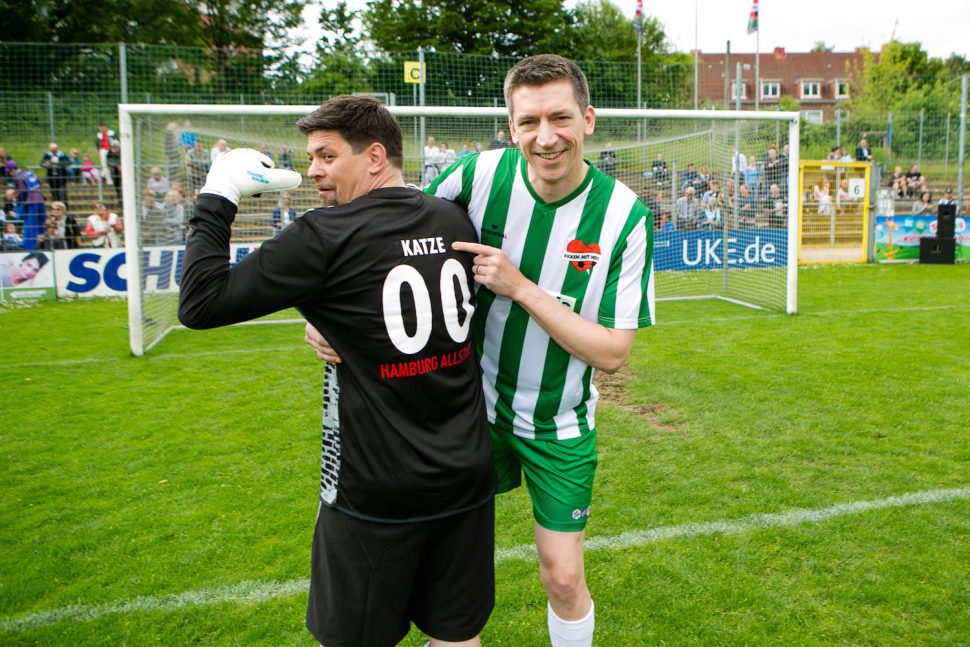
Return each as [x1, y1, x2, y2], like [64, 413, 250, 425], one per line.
[747, 0, 759, 34]
[634, 0, 643, 33]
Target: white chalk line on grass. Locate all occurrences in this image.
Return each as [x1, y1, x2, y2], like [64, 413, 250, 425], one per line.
[2, 485, 968, 634]
[5, 346, 308, 369]
[657, 303, 964, 326]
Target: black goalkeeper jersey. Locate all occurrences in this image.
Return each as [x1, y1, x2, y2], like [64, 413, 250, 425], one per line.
[179, 188, 493, 522]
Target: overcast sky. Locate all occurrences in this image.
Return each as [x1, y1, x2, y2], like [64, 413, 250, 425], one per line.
[641, 0, 969, 59]
[303, 0, 970, 60]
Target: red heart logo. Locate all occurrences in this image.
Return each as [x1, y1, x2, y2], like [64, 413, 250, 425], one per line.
[566, 239, 601, 271]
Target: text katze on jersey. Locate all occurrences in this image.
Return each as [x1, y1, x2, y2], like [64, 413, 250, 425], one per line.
[400, 236, 446, 256]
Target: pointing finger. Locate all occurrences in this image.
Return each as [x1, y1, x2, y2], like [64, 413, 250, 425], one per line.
[452, 241, 498, 255]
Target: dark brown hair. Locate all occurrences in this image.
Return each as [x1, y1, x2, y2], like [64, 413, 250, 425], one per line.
[296, 95, 404, 168]
[503, 54, 590, 114]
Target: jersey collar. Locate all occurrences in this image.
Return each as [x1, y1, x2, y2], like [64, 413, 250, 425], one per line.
[518, 153, 596, 210]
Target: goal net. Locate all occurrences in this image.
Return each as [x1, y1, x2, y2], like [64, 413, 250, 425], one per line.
[119, 105, 799, 356]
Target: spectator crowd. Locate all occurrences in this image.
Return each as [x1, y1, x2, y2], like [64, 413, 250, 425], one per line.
[634, 144, 792, 232]
[3, 128, 963, 254]
[1, 119, 309, 252]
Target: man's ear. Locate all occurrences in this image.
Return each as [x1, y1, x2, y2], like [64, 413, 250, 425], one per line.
[368, 142, 387, 174]
[584, 105, 596, 136]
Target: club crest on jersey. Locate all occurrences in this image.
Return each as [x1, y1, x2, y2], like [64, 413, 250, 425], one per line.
[564, 239, 601, 271]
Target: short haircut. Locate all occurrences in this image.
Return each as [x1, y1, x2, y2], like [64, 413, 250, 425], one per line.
[296, 96, 404, 168]
[50, 201, 66, 211]
[24, 252, 48, 268]
[503, 54, 590, 114]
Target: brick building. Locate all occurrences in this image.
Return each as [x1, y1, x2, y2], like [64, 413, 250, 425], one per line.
[696, 47, 873, 123]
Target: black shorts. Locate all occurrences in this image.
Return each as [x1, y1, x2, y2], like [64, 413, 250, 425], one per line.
[305, 500, 495, 647]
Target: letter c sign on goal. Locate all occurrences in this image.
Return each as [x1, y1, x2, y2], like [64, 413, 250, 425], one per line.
[404, 61, 424, 84]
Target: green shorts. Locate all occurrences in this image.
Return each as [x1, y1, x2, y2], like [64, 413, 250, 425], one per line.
[491, 426, 598, 532]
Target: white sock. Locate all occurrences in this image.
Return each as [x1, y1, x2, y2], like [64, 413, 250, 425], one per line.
[547, 600, 595, 647]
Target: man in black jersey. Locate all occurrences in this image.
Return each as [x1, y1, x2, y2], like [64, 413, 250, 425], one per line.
[178, 96, 494, 647]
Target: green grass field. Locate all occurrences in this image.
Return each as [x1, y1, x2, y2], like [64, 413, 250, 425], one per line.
[1, 263, 968, 645]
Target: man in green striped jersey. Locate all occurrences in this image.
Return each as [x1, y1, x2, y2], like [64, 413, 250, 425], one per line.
[307, 55, 653, 646]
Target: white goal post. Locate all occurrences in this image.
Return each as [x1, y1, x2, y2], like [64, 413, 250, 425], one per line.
[119, 104, 800, 356]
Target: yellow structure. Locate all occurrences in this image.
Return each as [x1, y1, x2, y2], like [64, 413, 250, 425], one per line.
[798, 160, 871, 263]
[403, 61, 425, 84]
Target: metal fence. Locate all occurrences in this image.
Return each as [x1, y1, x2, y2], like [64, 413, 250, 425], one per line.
[800, 108, 968, 186]
[1, 42, 967, 206]
[0, 42, 692, 159]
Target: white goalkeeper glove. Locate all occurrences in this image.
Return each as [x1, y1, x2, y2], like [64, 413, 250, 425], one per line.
[201, 148, 302, 206]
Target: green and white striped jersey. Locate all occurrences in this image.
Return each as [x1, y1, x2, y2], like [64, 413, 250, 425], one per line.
[427, 148, 654, 440]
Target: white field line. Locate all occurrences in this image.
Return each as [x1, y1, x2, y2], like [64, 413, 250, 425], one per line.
[6, 303, 967, 371]
[5, 345, 308, 369]
[2, 485, 968, 634]
[657, 303, 964, 326]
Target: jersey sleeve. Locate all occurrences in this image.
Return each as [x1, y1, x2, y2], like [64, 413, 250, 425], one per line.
[598, 200, 654, 329]
[178, 195, 330, 329]
[425, 153, 477, 207]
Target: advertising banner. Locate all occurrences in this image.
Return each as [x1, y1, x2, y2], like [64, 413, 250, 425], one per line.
[874, 214, 969, 261]
[0, 251, 57, 304]
[10, 231, 789, 304]
[51, 244, 262, 298]
[653, 228, 788, 272]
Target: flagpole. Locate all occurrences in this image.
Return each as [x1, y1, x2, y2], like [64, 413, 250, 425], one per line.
[747, 0, 760, 111]
[755, 14, 760, 110]
[636, 7, 642, 110]
[693, 0, 698, 110]
[635, 0, 643, 143]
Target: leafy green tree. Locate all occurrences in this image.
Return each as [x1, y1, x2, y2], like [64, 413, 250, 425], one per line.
[566, 0, 666, 64]
[0, 0, 304, 49]
[778, 96, 800, 112]
[942, 54, 970, 77]
[0, 0, 201, 44]
[847, 41, 965, 160]
[303, 1, 374, 97]
[849, 41, 958, 117]
[363, 0, 571, 57]
[563, 0, 677, 107]
[198, 0, 304, 50]
[0, 1, 308, 100]
[354, 0, 684, 108]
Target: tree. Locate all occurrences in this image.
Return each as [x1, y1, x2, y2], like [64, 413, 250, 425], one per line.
[316, 1, 367, 57]
[300, 2, 372, 96]
[353, 0, 683, 108]
[303, 2, 374, 97]
[849, 40, 959, 118]
[0, 0, 202, 44]
[0, 0, 305, 49]
[197, 0, 304, 50]
[363, 0, 571, 57]
[846, 40, 964, 161]
[810, 41, 834, 53]
[942, 54, 970, 77]
[565, 0, 667, 64]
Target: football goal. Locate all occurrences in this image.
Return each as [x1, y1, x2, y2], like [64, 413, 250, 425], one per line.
[119, 104, 800, 356]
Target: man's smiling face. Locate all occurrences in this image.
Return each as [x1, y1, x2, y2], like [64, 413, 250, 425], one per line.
[508, 79, 595, 201]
